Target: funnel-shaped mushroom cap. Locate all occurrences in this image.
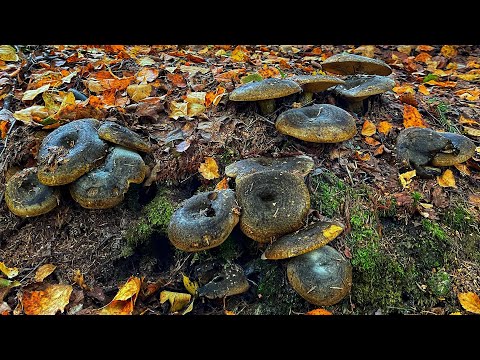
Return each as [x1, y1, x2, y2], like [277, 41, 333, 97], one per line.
[69, 146, 147, 209]
[262, 220, 345, 260]
[431, 132, 476, 166]
[333, 75, 395, 102]
[225, 155, 314, 179]
[276, 104, 357, 143]
[322, 53, 392, 76]
[229, 78, 301, 102]
[290, 74, 345, 93]
[37, 119, 108, 186]
[98, 121, 152, 153]
[5, 167, 60, 217]
[167, 189, 240, 252]
[198, 263, 250, 299]
[287, 245, 352, 306]
[236, 170, 310, 243]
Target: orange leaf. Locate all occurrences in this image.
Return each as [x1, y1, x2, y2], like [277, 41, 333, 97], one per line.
[364, 136, 380, 146]
[361, 119, 376, 136]
[415, 52, 432, 63]
[34, 264, 56, 283]
[167, 73, 187, 88]
[468, 194, 480, 207]
[416, 45, 434, 52]
[136, 67, 159, 83]
[199, 157, 220, 180]
[224, 310, 236, 315]
[403, 104, 427, 128]
[441, 45, 457, 58]
[231, 45, 249, 62]
[0, 120, 9, 139]
[214, 69, 246, 83]
[97, 276, 142, 315]
[215, 177, 230, 190]
[21, 284, 73, 315]
[258, 65, 279, 79]
[377, 121, 393, 134]
[425, 80, 457, 88]
[205, 86, 226, 107]
[305, 308, 333, 315]
[417, 84, 430, 95]
[393, 85, 415, 95]
[437, 169, 456, 188]
[355, 151, 370, 161]
[373, 144, 385, 156]
[98, 77, 133, 91]
[455, 89, 480, 101]
[458, 292, 480, 314]
[454, 163, 471, 176]
[73, 269, 90, 291]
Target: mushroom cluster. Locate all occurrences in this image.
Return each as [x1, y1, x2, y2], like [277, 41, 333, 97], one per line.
[5, 119, 151, 217]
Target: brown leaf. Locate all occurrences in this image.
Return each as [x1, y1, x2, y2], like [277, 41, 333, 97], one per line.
[399, 92, 418, 107]
[373, 144, 384, 156]
[214, 69, 246, 83]
[96, 276, 141, 315]
[468, 194, 480, 207]
[403, 104, 427, 128]
[167, 73, 187, 88]
[415, 52, 432, 63]
[199, 157, 220, 180]
[136, 67, 159, 83]
[458, 292, 480, 314]
[34, 264, 56, 282]
[364, 136, 380, 146]
[127, 84, 152, 102]
[453, 163, 471, 176]
[416, 45, 434, 52]
[21, 284, 73, 315]
[458, 115, 479, 126]
[354, 151, 370, 161]
[437, 169, 456, 188]
[361, 119, 376, 136]
[431, 187, 449, 208]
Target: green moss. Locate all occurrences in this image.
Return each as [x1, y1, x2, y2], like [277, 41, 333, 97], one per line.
[422, 219, 447, 241]
[427, 270, 451, 297]
[443, 205, 476, 232]
[310, 170, 347, 218]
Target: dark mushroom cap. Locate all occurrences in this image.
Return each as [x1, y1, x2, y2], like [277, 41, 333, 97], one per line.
[198, 263, 250, 299]
[37, 119, 108, 186]
[262, 220, 345, 260]
[287, 245, 352, 306]
[229, 78, 302, 102]
[236, 170, 310, 243]
[225, 155, 315, 179]
[69, 146, 147, 209]
[5, 167, 60, 217]
[98, 121, 152, 153]
[321, 53, 392, 76]
[167, 189, 240, 252]
[333, 75, 395, 102]
[431, 132, 476, 166]
[275, 104, 357, 143]
[290, 74, 345, 93]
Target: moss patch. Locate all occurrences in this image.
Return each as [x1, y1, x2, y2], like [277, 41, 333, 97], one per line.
[309, 169, 347, 218]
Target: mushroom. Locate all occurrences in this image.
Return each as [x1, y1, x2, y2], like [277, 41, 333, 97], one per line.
[98, 121, 152, 153]
[69, 146, 147, 209]
[5, 167, 60, 217]
[287, 245, 352, 306]
[261, 220, 345, 260]
[290, 74, 345, 105]
[228, 78, 302, 115]
[225, 155, 315, 179]
[321, 52, 392, 76]
[197, 263, 250, 299]
[235, 170, 310, 243]
[430, 131, 476, 167]
[333, 75, 395, 114]
[275, 104, 357, 143]
[167, 189, 240, 252]
[37, 118, 108, 186]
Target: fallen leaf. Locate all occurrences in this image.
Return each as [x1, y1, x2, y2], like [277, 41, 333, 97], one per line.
[454, 163, 471, 176]
[73, 269, 90, 290]
[214, 177, 230, 190]
[34, 264, 56, 282]
[355, 151, 370, 161]
[416, 45, 434, 52]
[0, 278, 21, 288]
[441, 45, 457, 58]
[399, 169, 416, 189]
[0, 302, 11, 315]
[159, 290, 191, 313]
[127, 84, 152, 102]
[458, 292, 480, 314]
[179, 65, 209, 76]
[61, 71, 77, 84]
[361, 119, 376, 136]
[240, 73, 263, 84]
[214, 69, 246, 83]
[0, 262, 18, 279]
[399, 92, 418, 107]
[231, 45, 249, 62]
[97, 276, 141, 315]
[305, 308, 333, 315]
[364, 136, 380, 146]
[450, 312, 462, 315]
[175, 140, 191, 152]
[455, 88, 480, 101]
[13, 105, 49, 124]
[137, 57, 156, 66]
[167, 73, 187, 88]
[417, 84, 430, 95]
[353, 45, 375, 58]
[205, 86, 226, 107]
[397, 45, 413, 55]
[21, 284, 73, 315]
[199, 157, 220, 180]
[258, 65, 279, 79]
[86, 79, 104, 93]
[0, 45, 18, 61]
[224, 310, 236, 315]
[463, 126, 480, 137]
[377, 121, 393, 134]
[181, 299, 194, 315]
[187, 103, 206, 117]
[415, 52, 432, 63]
[393, 85, 415, 95]
[182, 274, 198, 296]
[322, 224, 344, 241]
[456, 71, 480, 82]
[185, 92, 206, 105]
[373, 145, 385, 156]
[468, 194, 480, 207]
[136, 67, 160, 83]
[22, 84, 51, 101]
[403, 104, 427, 128]
[437, 169, 456, 188]
[458, 115, 479, 126]
[0, 121, 9, 139]
[425, 80, 457, 88]
[169, 101, 188, 120]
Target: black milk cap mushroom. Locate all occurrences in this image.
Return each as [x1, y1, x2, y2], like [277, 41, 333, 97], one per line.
[69, 146, 147, 209]
[167, 189, 240, 252]
[321, 52, 392, 76]
[225, 155, 315, 179]
[275, 104, 357, 143]
[430, 132, 476, 167]
[98, 121, 152, 153]
[197, 263, 250, 299]
[235, 170, 310, 243]
[37, 119, 108, 186]
[262, 220, 345, 260]
[290, 74, 345, 104]
[228, 78, 301, 115]
[5, 167, 60, 217]
[287, 245, 352, 306]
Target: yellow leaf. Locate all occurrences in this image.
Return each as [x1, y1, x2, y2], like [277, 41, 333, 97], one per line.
[169, 101, 188, 120]
[441, 45, 457, 58]
[224, 310, 236, 315]
[417, 84, 430, 96]
[377, 121, 393, 134]
[353, 45, 376, 58]
[13, 105, 48, 124]
[199, 157, 220, 180]
[361, 119, 376, 136]
[305, 308, 333, 315]
[182, 274, 199, 296]
[86, 79, 104, 93]
[393, 85, 415, 95]
[468, 194, 480, 206]
[437, 169, 456, 188]
[73, 269, 90, 290]
[185, 92, 206, 105]
[425, 80, 457, 88]
[159, 290, 191, 313]
[458, 115, 479, 126]
[449, 312, 462, 315]
[187, 103, 206, 117]
[396, 45, 413, 55]
[231, 45, 249, 62]
[0, 262, 19, 279]
[419, 202, 433, 209]
[127, 84, 152, 102]
[322, 224, 344, 241]
[22, 84, 51, 101]
[34, 264, 56, 282]
[463, 126, 480, 137]
[21, 284, 73, 315]
[181, 299, 194, 315]
[454, 163, 471, 176]
[403, 104, 427, 128]
[97, 276, 142, 315]
[0, 45, 19, 61]
[458, 292, 480, 314]
[215, 177, 230, 190]
[455, 89, 480, 101]
[457, 72, 480, 81]
[136, 67, 159, 83]
[61, 71, 77, 84]
[399, 170, 416, 189]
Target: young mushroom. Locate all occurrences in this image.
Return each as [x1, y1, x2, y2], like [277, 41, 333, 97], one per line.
[290, 74, 345, 105]
[197, 263, 250, 299]
[321, 52, 392, 76]
[98, 121, 152, 153]
[228, 78, 302, 115]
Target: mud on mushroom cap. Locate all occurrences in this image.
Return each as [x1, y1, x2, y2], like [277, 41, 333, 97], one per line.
[321, 52, 392, 76]
[98, 121, 152, 153]
[430, 132, 476, 166]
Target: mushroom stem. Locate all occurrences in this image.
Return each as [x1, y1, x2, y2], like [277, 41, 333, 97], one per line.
[347, 99, 365, 114]
[298, 92, 314, 105]
[257, 99, 276, 115]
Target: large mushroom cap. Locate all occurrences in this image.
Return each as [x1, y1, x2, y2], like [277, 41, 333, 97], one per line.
[333, 75, 395, 102]
[321, 53, 392, 76]
[5, 167, 60, 217]
[98, 121, 152, 153]
[236, 170, 310, 243]
[228, 78, 301, 102]
[69, 146, 147, 209]
[167, 189, 240, 252]
[287, 245, 352, 306]
[198, 263, 250, 299]
[275, 104, 357, 143]
[37, 118, 108, 186]
[225, 155, 314, 179]
[431, 132, 476, 166]
[262, 220, 345, 260]
[290, 74, 345, 93]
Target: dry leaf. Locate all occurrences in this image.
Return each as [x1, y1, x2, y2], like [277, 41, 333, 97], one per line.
[415, 52, 432, 63]
[374, 145, 385, 156]
[353, 45, 375, 58]
[179, 65, 209, 76]
[399, 92, 418, 107]
[224, 310, 236, 315]
[322, 224, 344, 241]
[199, 157, 220, 180]
[61, 71, 77, 84]
[127, 84, 152, 102]
[231, 45, 249, 62]
[0, 45, 18, 61]
[21, 284, 73, 315]
[416, 45, 434, 52]
[97, 276, 142, 315]
[417, 84, 430, 95]
[159, 290, 191, 313]
[22, 84, 51, 101]
[377, 121, 393, 134]
[463, 126, 480, 137]
[205, 86, 226, 107]
[364, 136, 380, 146]
[403, 104, 427, 128]
[399, 170, 416, 188]
[136, 67, 159, 83]
[0, 120, 8, 139]
[185, 92, 206, 105]
[34, 264, 56, 282]
[393, 85, 415, 94]
[169, 101, 188, 120]
[458, 292, 480, 314]
[0, 262, 18, 279]
[437, 169, 456, 188]
[305, 308, 333, 315]
[458, 115, 479, 126]
[455, 88, 480, 101]
[425, 80, 457, 88]
[215, 177, 230, 190]
[468, 194, 480, 207]
[441, 45, 457, 58]
[73, 269, 90, 290]
[187, 103, 206, 117]
[361, 119, 376, 136]
[182, 274, 198, 296]
[456, 71, 480, 82]
[355, 151, 370, 161]
[453, 163, 471, 176]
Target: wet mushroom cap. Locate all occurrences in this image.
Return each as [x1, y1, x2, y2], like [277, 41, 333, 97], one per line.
[225, 155, 315, 179]
[37, 118, 108, 186]
[69, 146, 147, 209]
[228, 78, 302, 102]
[290, 74, 345, 93]
[333, 75, 395, 102]
[275, 104, 357, 143]
[167, 189, 240, 252]
[198, 263, 250, 299]
[287, 245, 352, 306]
[430, 132, 476, 166]
[236, 170, 310, 243]
[321, 53, 392, 76]
[262, 220, 345, 260]
[98, 121, 152, 153]
[5, 167, 60, 217]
